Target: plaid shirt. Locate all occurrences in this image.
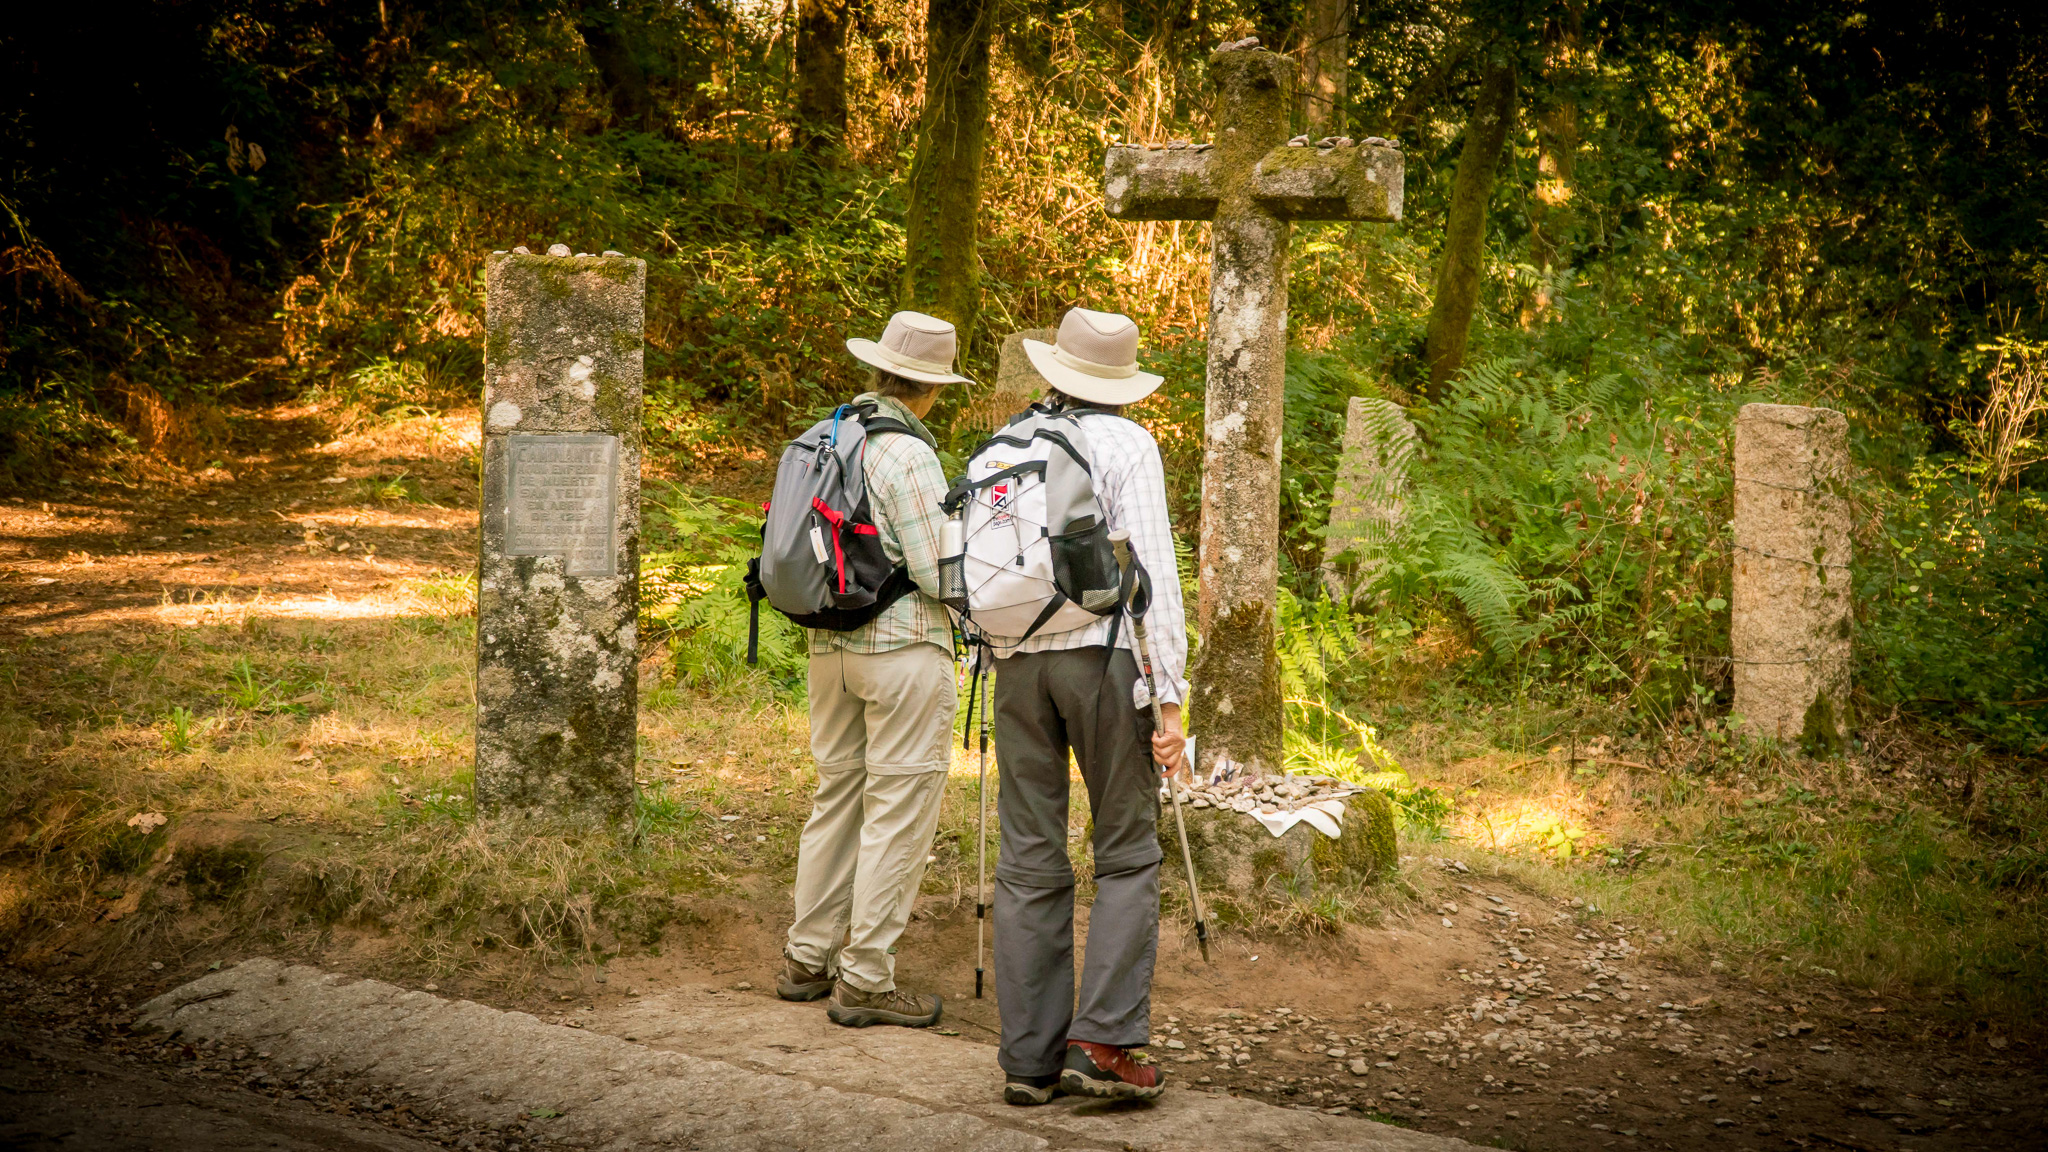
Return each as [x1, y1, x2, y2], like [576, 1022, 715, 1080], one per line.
[807, 393, 955, 656]
[1004, 412, 1189, 706]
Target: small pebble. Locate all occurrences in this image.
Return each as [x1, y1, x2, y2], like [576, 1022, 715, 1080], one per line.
[547, 243, 571, 257]
[735, 981, 754, 991]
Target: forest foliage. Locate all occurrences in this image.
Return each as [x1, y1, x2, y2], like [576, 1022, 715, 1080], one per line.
[2, 0, 2045, 750]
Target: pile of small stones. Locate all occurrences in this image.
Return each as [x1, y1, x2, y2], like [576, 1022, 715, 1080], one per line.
[1286, 134, 1401, 150]
[1169, 772, 1365, 815]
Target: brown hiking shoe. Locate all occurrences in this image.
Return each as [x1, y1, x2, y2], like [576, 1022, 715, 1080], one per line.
[776, 956, 834, 1002]
[1060, 1040, 1165, 1100]
[825, 980, 943, 1028]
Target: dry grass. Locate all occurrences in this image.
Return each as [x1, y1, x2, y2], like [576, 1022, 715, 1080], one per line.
[2, 577, 2039, 1026]
[0, 580, 1001, 981]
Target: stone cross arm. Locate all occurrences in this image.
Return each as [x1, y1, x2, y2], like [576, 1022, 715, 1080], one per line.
[1102, 139, 1404, 224]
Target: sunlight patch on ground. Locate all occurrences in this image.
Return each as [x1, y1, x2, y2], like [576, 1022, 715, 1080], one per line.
[1449, 796, 1596, 859]
[290, 507, 475, 530]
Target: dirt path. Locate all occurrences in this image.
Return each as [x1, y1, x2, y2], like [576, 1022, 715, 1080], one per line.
[1, 401, 2041, 1151]
[0, 404, 476, 644]
[570, 865, 2041, 1151]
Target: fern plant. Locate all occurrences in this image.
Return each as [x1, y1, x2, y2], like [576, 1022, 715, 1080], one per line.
[1369, 353, 1739, 710]
[641, 484, 807, 693]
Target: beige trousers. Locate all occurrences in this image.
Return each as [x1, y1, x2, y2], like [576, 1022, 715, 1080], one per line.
[786, 643, 955, 991]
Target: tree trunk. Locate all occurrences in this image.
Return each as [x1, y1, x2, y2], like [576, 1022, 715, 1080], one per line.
[1527, 4, 1584, 318]
[575, 8, 651, 130]
[900, 0, 995, 336]
[1299, 0, 1347, 136]
[795, 0, 851, 156]
[1421, 57, 1515, 399]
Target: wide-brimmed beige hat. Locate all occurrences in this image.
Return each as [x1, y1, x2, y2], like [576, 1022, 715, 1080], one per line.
[1022, 308, 1164, 406]
[846, 311, 971, 386]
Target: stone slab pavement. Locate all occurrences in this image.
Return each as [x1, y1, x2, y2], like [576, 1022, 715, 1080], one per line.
[141, 959, 1474, 1152]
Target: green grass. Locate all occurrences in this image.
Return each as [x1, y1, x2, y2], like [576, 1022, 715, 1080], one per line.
[1375, 688, 2048, 1029]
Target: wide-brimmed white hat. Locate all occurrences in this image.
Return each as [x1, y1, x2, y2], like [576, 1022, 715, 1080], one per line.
[846, 311, 971, 386]
[1022, 308, 1164, 405]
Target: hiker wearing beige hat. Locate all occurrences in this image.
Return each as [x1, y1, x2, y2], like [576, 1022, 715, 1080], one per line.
[774, 310, 969, 1029]
[984, 308, 1189, 1104]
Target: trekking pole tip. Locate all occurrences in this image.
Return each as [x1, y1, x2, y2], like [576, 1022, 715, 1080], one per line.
[975, 968, 984, 998]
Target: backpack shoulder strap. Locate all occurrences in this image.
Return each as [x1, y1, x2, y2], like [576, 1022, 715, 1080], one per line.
[847, 400, 913, 440]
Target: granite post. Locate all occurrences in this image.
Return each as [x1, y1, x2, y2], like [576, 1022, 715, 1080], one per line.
[476, 246, 645, 819]
[1321, 396, 1417, 603]
[1731, 402, 1852, 752]
[1103, 41, 1404, 777]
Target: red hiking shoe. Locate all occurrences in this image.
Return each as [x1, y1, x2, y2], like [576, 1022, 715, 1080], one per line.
[1060, 1040, 1166, 1100]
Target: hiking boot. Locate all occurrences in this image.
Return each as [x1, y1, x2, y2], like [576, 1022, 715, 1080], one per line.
[1003, 1071, 1063, 1106]
[825, 981, 943, 1028]
[776, 956, 835, 1002]
[1060, 1040, 1165, 1101]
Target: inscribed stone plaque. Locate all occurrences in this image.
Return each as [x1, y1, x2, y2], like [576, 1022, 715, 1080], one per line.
[504, 434, 619, 577]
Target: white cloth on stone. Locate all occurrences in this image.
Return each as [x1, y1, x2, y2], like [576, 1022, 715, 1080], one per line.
[1249, 799, 1347, 839]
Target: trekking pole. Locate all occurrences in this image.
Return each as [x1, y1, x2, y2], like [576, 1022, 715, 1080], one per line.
[974, 643, 991, 998]
[1108, 530, 1211, 963]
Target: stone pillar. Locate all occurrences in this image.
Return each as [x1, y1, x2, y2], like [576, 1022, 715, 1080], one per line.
[1322, 396, 1416, 603]
[1189, 47, 1294, 779]
[476, 248, 645, 819]
[959, 327, 1052, 431]
[1731, 402, 1852, 752]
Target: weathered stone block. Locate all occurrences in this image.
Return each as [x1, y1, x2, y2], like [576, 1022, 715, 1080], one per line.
[959, 327, 1053, 431]
[1159, 790, 1396, 918]
[1102, 146, 1220, 221]
[1731, 402, 1852, 752]
[1253, 142, 1404, 221]
[476, 251, 645, 819]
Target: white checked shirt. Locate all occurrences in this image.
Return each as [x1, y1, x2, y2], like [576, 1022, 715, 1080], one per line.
[1003, 412, 1189, 707]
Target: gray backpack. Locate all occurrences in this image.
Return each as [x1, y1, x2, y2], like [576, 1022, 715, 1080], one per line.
[745, 402, 917, 663]
[939, 403, 1123, 643]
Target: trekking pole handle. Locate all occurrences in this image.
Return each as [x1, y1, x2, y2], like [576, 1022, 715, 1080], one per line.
[1108, 530, 1166, 729]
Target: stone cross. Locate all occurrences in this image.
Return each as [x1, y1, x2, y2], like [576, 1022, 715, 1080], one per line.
[1102, 43, 1404, 776]
[1731, 403, 1851, 752]
[476, 246, 645, 819]
[1321, 396, 1416, 604]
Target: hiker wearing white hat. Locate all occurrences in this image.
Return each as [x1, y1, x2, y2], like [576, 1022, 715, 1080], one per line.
[775, 311, 968, 1029]
[986, 308, 1189, 1105]
[846, 310, 973, 387]
[1019, 307, 1167, 407]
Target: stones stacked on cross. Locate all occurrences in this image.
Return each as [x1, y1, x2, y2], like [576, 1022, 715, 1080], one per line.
[475, 244, 646, 819]
[1102, 42, 1404, 777]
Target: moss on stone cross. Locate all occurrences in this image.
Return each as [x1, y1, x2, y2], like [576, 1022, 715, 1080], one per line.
[1101, 44, 1404, 780]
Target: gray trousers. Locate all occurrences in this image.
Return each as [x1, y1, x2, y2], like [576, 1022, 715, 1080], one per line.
[992, 646, 1161, 1077]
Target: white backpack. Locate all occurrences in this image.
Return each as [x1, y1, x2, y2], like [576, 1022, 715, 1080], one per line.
[941, 404, 1124, 643]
